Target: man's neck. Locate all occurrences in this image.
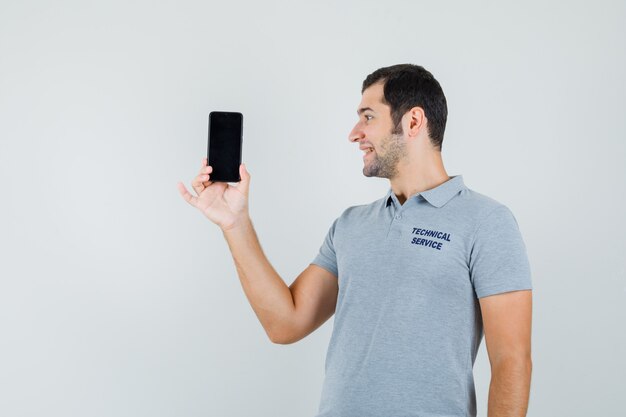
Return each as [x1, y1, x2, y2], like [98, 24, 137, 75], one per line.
[389, 152, 449, 206]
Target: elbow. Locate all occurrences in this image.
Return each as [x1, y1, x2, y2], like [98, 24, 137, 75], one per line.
[268, 316, 304, 345]
[269, 325, 301, 345]
[270, 333, 296, 345]
[269, 331, 283, 344]
[268, 326, 293, 345]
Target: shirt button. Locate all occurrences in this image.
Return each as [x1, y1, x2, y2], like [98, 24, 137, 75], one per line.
[395, 214, 402, 219]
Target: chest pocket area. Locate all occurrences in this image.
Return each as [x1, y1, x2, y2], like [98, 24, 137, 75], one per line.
[396, 225, 470, 293]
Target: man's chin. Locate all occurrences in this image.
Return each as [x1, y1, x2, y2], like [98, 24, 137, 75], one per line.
[362, 169, 378, 178]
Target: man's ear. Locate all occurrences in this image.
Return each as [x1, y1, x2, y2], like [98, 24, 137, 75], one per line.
[405, 107, 427, 138]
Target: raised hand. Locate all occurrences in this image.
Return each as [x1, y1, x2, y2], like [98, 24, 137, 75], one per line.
[177, 158, 251, 231]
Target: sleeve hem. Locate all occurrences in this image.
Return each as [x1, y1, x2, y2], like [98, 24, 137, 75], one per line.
[476, 284, 533, 299]
[310, 261, 338, 278]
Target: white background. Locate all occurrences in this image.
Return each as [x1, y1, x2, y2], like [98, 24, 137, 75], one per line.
[1, 1, 624, 416]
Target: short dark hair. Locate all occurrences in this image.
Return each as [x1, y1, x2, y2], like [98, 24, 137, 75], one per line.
[362, 64, 448, 151]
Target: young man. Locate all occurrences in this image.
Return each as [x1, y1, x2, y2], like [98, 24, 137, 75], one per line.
[178, 64, 533, 417]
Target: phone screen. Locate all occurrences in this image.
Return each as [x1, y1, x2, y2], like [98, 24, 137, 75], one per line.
[207, 111, 243, 182]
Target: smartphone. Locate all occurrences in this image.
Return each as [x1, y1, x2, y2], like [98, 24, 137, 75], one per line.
[207, 111, 243, 182]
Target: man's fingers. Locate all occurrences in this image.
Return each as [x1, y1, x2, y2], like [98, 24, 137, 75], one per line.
[192, 172, 212, 195]
[197, 165, 212, 182]
[237, 163, 250, 196]
[179, 158, 212, 207]
[177, 182, 198, 207]
[192, 174, 203, 187]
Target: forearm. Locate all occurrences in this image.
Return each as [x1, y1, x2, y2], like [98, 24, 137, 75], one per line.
[487, 358, 532, 417]
[222, 217, 295, 342]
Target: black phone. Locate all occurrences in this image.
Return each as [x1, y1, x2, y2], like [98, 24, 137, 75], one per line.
[207, 111, 243, 182]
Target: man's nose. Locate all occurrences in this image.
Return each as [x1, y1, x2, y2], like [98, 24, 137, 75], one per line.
[348, 124, 364, 143]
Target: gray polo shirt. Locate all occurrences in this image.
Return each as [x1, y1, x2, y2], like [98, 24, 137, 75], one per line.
[310, 175, 532, 417]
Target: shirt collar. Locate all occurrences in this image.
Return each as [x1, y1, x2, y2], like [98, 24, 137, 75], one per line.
[385, 175, 466, 209]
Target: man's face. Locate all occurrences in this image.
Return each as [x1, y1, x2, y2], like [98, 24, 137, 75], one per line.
[349, 82, 407, 179]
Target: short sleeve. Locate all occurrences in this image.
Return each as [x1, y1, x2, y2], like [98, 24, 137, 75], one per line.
[310, 217, 339, 278]
[469, 205, 532, 298]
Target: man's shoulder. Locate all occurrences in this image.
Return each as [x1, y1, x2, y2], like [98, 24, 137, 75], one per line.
[338, 195, 386, 220]
[458, 186, 505, 210]
[455, 186, 519, 228]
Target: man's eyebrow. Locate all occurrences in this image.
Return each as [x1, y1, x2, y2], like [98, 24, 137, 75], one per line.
[357, 107, 375, 115]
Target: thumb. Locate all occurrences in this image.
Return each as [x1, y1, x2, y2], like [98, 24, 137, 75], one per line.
[238, 163, 251, 196]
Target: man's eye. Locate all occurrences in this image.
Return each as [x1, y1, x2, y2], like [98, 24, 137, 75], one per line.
[365, 115, 373, 121]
